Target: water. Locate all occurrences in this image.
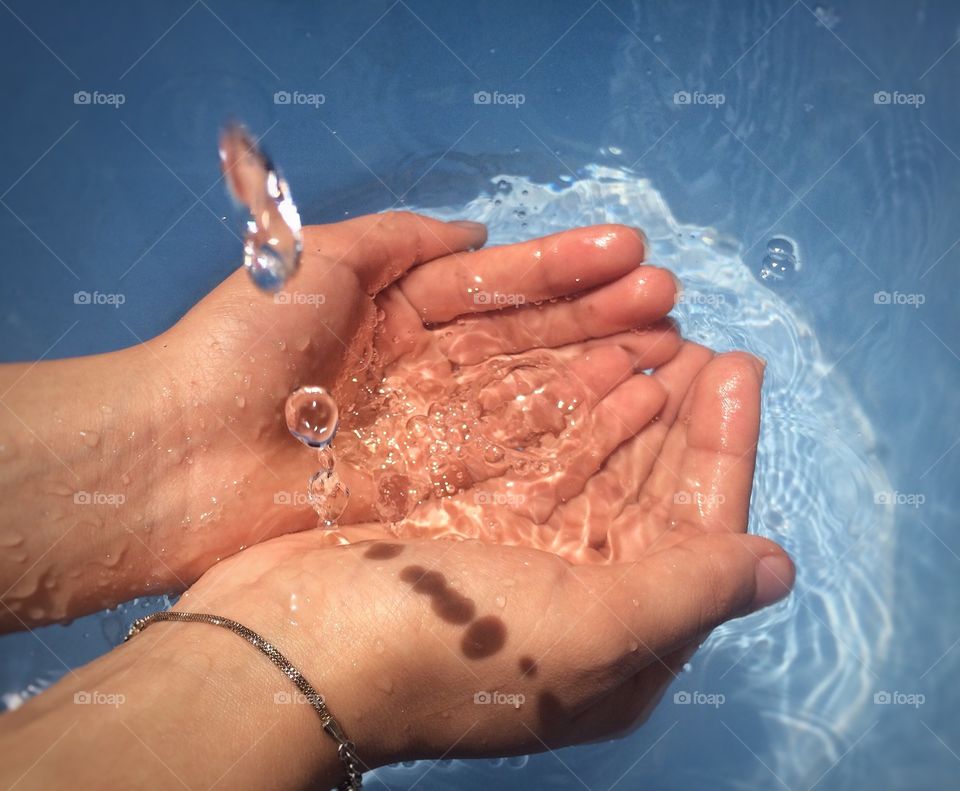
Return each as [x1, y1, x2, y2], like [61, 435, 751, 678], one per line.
[284, 387, 350, 525]
[1, 2, 958, 788]
[285, 385, 339, 449]
[219, 123, 302, 291]
[395, 168, 895, 787]
[760, 236, 800, 282]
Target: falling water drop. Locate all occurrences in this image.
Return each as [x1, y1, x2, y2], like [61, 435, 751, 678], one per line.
[308, 469, 349, 525]
[285, 386, 339, 449]
[219, 122, 303, 292]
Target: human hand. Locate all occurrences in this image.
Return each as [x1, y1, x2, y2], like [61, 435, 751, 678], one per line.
[0, 211, 679, 629]
[170, 477, 792, 780]
[158, 343, 788, 774]
[155, 212, 679, 564]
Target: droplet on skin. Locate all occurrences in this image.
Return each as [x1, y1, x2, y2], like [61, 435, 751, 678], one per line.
[0, 531, 25, 548]
[79, 430, 100, 448]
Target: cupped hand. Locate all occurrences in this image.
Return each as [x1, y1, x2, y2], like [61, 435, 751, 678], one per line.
[167, 336, 792, 772]
[155, 212, 680, 567]
[176, 495, 793, 771]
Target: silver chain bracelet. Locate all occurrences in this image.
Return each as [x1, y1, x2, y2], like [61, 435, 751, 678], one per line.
[125, 611, 364, 790]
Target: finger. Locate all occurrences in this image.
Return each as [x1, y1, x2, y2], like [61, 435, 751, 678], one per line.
[633, 342, 715, 503]
[556, 373, 668, 504]
[581, 532, 794, 666]
[372, 287, 444, 368]
[301, 211, 487, 293]
[488, 373, 667, 524]
[435, 267, 678, 363]
[400, 225, 647, 323]
[549, 342, 713, 552]
[477, 344, 636, 414]
[667, 352, 764, 533]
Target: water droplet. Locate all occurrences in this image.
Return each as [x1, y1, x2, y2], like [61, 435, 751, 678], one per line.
[374, 471, 415, 523]
[308, 469, 349, 525]
[79, 430, 100, 448]
[220, 123, 302, 292]
[285, 386, 339, 448]
[0, 531, 25, 548]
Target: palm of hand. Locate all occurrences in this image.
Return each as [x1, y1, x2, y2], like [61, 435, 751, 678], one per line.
[172, 214, 685, 554]
[173, 212, 785, 761]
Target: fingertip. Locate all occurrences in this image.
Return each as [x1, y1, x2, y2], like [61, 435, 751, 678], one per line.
[446, 219, 488, 248]
[636, 266, 680, 317]
[582, 224, 646, 263]
[752, 550, 795, 610]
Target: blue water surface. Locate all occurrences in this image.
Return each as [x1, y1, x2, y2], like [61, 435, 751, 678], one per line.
[1, 1, 958, 789]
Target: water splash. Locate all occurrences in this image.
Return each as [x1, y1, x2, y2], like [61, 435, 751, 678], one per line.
[284, 388, 349, 526]
[219, 123, 302, 291]
[333, 347, 595, 534]
[371, 165, 896, 791]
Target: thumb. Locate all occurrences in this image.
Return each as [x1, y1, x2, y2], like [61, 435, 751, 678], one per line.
[583, 533, 794, 664]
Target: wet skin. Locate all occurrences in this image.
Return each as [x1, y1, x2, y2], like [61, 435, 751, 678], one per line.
[0, 211, 793, 789]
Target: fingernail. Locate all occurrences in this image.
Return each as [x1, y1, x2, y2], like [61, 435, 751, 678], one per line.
[447, 220, 486, 232]
[752, 554, 794, 610]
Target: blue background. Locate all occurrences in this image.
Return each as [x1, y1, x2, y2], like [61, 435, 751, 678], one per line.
[1, 1, 958, 788]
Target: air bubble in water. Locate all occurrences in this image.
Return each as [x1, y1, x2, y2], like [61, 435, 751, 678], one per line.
[285, 386, 339, 448]
[760, 236, 800, 282]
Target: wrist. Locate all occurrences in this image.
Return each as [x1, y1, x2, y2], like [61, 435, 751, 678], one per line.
[0, 616, 349, 790]
[0, 343, 195, 629]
